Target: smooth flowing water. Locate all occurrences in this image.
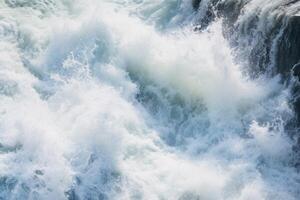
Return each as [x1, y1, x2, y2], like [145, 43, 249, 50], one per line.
[0, 0, 299, 199]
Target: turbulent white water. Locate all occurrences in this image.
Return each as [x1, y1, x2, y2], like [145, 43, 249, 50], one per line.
[0, 0, 299, 199]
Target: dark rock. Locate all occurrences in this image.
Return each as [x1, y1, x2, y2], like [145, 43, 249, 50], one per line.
[193, 1, 300, 80]
[192, 0, 300, 164]
[216, 0, 244, 24]
[293, 63, 300, 81]
[65, 189, 80, 200]
[193, 0, 219, 30]
[192, 0, 201, 10]
[34, 170, 44, 176]
[276, 16, 300, 78]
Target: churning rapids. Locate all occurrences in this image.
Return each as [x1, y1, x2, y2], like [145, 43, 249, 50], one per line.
[0, 0, 300, 199]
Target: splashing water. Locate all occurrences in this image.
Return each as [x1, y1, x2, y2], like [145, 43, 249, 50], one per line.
[0, 0, 299, 199]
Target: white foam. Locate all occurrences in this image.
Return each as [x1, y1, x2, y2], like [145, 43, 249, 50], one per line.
[0, 0, 299, 199]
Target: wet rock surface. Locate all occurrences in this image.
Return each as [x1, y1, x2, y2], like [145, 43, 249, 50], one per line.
[194, 0, 300, 159]
[192, 0, 201, 10]
[195, 1, 299, 78]
[293, 63, 300, 81]
[277, 16, 300, 77]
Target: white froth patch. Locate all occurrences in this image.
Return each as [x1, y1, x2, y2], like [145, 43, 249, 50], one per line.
[249, 121, 292, 159]
[238, 180, 266, 200]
